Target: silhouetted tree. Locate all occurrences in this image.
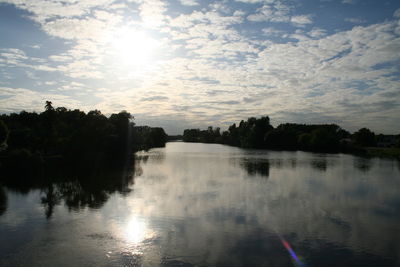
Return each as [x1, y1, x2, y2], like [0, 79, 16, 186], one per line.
[353, 128, 376, 147]
[0, 120, 9, 150]
[182, 118, 353, 153]
[44, 101, 54, 111]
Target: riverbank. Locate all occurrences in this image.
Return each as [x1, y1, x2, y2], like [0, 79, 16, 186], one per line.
[364, 147, 400, 160]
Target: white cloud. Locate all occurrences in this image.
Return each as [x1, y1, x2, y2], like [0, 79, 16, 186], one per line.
[42, 18, 111, 40]
[308, 27, 327, 38]
[0, 87, 82, 113]
[291, 15, 313, 26]
[179, 0, 199, 6]
[139, 0, 167, 27]
[262, 27, 285, 36]
[247, 2, 291, 23]
[1, 0, 399, 133]
[0, 0, 116, 23]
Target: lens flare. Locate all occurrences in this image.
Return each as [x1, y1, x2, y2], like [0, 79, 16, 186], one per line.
[279, 236, 306, 267]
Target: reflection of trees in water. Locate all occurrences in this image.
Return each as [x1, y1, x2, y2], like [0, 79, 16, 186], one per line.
[41, 184, 60, 219]
[0, 186, 7, 216]
[1, 159, 135, 219]
[311, 158, 328, 171]
[241, 160, 270, 177]
[353, 157, 372, 172]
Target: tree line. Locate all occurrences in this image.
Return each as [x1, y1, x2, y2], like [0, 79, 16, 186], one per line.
[0, 101, 167, 180]
[183, 116, 400, 153]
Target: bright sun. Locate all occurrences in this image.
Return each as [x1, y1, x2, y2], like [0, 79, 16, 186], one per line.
[109, 27, 159, 67]
[124, 216, 148, 244]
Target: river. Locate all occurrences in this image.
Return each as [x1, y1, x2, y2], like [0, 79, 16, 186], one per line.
[0, 142, 399, 266]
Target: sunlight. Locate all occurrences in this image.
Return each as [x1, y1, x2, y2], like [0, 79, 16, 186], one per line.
[124, 216, 148, 244]
[109, 27, 158, 67]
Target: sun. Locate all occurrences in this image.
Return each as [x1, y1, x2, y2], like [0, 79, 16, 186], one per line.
[109, 27, 159, 67]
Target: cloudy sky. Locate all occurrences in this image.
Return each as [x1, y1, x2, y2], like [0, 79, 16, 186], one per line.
[0, 0, 399, 134]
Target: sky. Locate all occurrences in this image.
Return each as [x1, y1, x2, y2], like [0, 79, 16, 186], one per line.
[0, 0, 399, 135]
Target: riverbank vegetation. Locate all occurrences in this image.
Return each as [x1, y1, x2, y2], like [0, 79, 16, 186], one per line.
[0, 101, 167, 182]
[183, 116, 400, 159]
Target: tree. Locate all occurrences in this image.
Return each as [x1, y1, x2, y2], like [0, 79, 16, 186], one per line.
[353, 128, 376, 147]
[0, 120, 9, 150]
[45, 101, 54, 111]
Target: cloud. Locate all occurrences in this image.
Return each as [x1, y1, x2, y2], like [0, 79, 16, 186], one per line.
[0, 0, 115, 23]
[308, 27, 327, 38]
[291, 15, 313, 26]
[1, 0, 399, 134]
[42, 17, 114, 40]
[262, 27, 285, 37]
[235, 0, 264, 3]
[0, 87, 82, 113]
[247, 2, 291, 23]
[0, 48, 27, 65]
[341, 0, 357, 4]
[394, 8, 400, 18]
[140, 96, 169, 102]
[139, 0, 167, 27]
[179, 0, 199, 6]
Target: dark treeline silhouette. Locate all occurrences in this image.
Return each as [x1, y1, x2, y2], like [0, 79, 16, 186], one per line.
[183, 116, 400, 155]
[0, 101, 167, 169]
[133, 126, 167, 151]
[167, 134, 183, 141]
[0, 101, 167, 218]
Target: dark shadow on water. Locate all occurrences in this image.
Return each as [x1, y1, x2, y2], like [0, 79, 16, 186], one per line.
[40, 183, 60, 219]
[0, 157, 135, 219]
[353, 157, 373, 172]
[311, 156, 328, 172]
[299, 238, 397, 267]
[228, 230, 292, 267]
[161, 258, 194, 267]
[240, 159, 270, 177]
[0, 186, 6, 216]
[223, 230, 398, 267]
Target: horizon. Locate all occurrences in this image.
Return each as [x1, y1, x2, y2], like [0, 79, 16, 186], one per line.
[1, 0, 400, 135]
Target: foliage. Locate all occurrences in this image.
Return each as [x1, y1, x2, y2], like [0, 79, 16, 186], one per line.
[133, 126, 167, 150]
[183, 116, 355, 153]
[0, 120, 9, 148]
[0, 102, 167, 181]
[183, 126, 222, 144]
[353, 128, 376, 147]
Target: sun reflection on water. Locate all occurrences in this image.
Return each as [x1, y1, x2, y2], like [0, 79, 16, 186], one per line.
[124, 216, 148, 244]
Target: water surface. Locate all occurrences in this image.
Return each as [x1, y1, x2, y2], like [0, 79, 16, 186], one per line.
[1, 142, 399, 266]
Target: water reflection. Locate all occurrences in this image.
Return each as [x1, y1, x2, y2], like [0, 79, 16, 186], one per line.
[40, 184, 61, 219]
[129, 143, 400, 266]
[1, 142, 399, 267]
[311, 157, 328, 171]
[124, 217, 147, 243]
[0, 159, 135, 219]
[353, 157, 373, 172]
[0, 187, 6, 216]
[241, 159, 270, 177]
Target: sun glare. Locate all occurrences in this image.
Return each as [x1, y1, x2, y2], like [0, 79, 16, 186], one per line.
[124, 216, 148, 244]
[109, 28, 158, 67]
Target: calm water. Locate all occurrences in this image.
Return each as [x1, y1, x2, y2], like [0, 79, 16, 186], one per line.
[1, 142, 400, 266]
